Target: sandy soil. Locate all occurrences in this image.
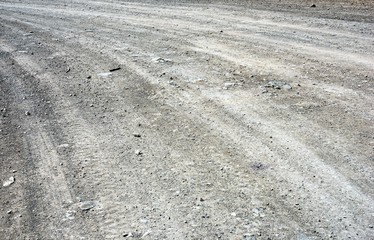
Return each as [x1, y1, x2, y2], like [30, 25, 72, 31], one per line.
[0, 0, 373, 239]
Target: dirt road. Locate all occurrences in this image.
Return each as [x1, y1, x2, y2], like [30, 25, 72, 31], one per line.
[0, 0, 373, 239]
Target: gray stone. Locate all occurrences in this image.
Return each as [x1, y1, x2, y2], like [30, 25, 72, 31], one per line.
[79, 201, 95, 211]
[3, 176, 15, 187]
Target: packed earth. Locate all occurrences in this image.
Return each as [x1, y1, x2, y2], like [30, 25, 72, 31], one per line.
[0, 0, 373, 239]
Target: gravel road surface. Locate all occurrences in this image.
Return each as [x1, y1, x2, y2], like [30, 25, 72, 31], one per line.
[0, 0, 373, 239]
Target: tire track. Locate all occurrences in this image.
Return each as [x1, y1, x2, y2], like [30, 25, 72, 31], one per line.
[1, 1, 373, 239]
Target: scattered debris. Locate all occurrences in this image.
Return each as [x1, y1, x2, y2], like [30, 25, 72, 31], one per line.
[3, 176, 15, 187]
[79, 201, 96, 211]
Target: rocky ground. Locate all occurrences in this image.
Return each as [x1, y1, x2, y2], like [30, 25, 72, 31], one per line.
[0, 0, 373, 239]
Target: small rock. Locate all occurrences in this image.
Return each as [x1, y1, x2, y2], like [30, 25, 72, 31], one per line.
[7, 210, 12, 214]
[311, 4, 316, 8]
[133, 133, 141, 138]
[109, 67, 121, 72]
[123, 232, 133, 237]
[141, 231, 151, 238]
[139, 219, 148, 224]
[25, 111, 31, 116]
[250, 162, 268, 171]
[159, 57, 172, 63]
[135, 150, 142, 156]
[58, 143, 69, 148]
[223, 82, 235, 89]
[243, 234, 256, 240]
[79, 201, 95, 211]
[265, 81, 292, 90]
[154, 57, 167, 63]
[297, 232, 312, 240]
[97, 72, 112, 78]
[3, 176, 15, 187]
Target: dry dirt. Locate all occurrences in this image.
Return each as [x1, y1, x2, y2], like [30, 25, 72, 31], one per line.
[0, 0, 373, 239]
